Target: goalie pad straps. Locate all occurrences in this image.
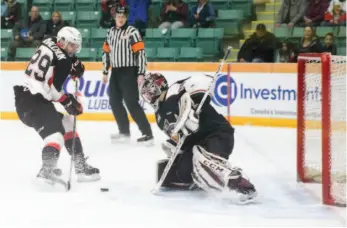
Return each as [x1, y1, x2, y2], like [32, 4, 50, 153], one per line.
[192, 145, 240, 192]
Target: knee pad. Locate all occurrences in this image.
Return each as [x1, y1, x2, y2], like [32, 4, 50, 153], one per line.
[43, 132, 64, 152]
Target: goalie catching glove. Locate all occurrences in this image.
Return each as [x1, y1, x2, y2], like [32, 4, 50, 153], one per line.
[169, 92, 199, 141]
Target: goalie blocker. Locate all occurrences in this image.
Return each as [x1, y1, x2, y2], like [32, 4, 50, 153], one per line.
[140, 73, 256, 202]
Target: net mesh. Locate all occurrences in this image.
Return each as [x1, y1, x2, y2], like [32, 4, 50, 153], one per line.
[302, 55, 346, 205]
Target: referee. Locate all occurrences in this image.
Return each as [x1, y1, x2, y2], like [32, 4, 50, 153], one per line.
[102, 6, 153, 145]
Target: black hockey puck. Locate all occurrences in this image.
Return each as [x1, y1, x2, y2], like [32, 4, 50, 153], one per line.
[100, 188, 109, 192]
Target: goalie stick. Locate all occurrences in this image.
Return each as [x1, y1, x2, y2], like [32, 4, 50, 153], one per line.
[66, 79, 78, 191]
[152, 46, 233, 194]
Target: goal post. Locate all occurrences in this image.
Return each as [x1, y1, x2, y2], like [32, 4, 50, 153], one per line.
[297, 53, 346, 207]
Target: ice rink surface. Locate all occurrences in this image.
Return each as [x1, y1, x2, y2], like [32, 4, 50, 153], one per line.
[0, 120, 345, 228]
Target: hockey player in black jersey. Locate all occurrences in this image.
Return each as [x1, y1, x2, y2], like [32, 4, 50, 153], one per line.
[140, 72, 256, 203]
[13, 27, 101, 185]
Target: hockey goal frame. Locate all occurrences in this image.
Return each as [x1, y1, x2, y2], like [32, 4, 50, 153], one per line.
[297, 52, 346, 207]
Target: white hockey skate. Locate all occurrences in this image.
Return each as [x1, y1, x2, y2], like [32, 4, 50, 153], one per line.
[110, 133, 131, 144]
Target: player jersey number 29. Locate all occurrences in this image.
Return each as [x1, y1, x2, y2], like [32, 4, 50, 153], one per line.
[25, 49, 51, 82]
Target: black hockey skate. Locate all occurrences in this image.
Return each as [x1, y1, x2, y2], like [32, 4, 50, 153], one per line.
[137, 135, 154, 146]
[36, 167, 67, 188]
[227, 168, 257, 204]
[74, 155, 101, 182]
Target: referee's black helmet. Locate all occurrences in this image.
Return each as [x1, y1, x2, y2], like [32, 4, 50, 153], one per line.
[115, 6, 129, 17]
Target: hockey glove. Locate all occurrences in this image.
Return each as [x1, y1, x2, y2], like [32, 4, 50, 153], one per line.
[70, 57, 85, 79]
[59, 94, 83, 116]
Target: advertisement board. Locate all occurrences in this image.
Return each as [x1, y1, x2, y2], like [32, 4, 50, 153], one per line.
[0, 62, 299, 127]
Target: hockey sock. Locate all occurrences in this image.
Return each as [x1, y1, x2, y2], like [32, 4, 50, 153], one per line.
[42, 145, 60, 168]
[64, 131, 84, 157]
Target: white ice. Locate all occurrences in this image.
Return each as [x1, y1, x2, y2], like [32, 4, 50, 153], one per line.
[0, 120, 345, 228]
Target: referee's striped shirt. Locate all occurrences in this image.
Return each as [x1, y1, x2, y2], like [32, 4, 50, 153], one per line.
[102, 25, 146, 75]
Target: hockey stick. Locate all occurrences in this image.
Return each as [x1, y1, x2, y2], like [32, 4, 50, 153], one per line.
[66, 79, 78, 191]
[152, 46, 232, 194]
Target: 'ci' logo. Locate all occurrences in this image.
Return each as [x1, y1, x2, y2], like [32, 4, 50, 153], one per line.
[212, 74, 237, 107]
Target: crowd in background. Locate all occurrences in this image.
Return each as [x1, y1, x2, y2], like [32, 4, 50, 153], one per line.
[1, 0, 346, 62]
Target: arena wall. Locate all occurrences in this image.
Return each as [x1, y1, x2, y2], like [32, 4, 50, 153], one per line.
[0, 62, 300, 128]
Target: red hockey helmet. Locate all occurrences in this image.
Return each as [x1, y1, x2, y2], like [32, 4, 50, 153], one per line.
[140, 73, 168, 110]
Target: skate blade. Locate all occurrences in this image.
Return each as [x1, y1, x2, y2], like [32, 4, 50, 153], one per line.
[34, 177, 66, 192]
[76, 173, 101, 182]
[138, 139, 155, 147]
[111, 137, 131, 144]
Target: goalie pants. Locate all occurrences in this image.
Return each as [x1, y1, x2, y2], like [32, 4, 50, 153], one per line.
[14, 86, 68, 139]
[166, 128, 235, 185]
[108, 67, 152, 136]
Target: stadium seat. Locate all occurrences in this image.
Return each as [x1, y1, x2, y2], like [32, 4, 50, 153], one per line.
[196, 28, 223, 59]
[76, 11, 100, 28]
[338, 26, 346, 37]
[40, 11, 51, 21]
[144, 28, 168, 47]
[230, 0, 252, 18]
[274, 27, 290, 40]
[337, 26, 346, 47]
[169, 28, 196, 48]
[145, 47, 157, 61]
[147, 0, 162, 27]
[155, 47, 179, 61]
[1, 29, 13, 47]
[75, 0, 96, 11]
[76, 48, 97, 61]
[91, 28, 108, 48]
[215, 10, 243, 37]
[15, 48, 36, 61]
[32, 0, 52, 11]
[338, 47, 346, 56]
[316, 27, 334, 38]
[54, 0, 75, 11]
[60, 11, 76, 26]
[1, 48, 8, 61]
[178, 47, 203, 62]
[292, 27, 304, 39]
[78, 28, 91, 47]
[209, 0, 230, 10]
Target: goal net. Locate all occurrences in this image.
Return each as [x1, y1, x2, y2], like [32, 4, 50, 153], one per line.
[297, 53, 346, 206]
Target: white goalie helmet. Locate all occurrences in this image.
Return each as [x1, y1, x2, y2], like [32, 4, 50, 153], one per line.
[57, 26, 82, 54]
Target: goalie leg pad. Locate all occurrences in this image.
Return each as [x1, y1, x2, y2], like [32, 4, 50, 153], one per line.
[192, 145, 232, 191]
[192, 145, 257, 200]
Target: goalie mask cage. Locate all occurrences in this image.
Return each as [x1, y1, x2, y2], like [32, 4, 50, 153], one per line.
[297, 53, 346, 207]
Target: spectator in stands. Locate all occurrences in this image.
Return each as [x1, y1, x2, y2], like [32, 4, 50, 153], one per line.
[99, 0, 125, 28]
[277, 40, 296, 62]
[127, 0, 151, 37]
[275, 0, 306, 28]
[237, 24, 281, 63]
[1, 0, 21, 29]
[322, 0, 346, 26]
[190, 0, 215, 28]
[321, 32, 337, 54]
[159, 0, 188, 31]
[45, 11, 68, 37]
[296, 26, 322, 59]
[298, 0, 329, 27]
[8, 6, 46, 61]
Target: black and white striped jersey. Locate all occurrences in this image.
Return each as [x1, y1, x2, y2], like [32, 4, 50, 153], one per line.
[102, 25, 146, 75]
